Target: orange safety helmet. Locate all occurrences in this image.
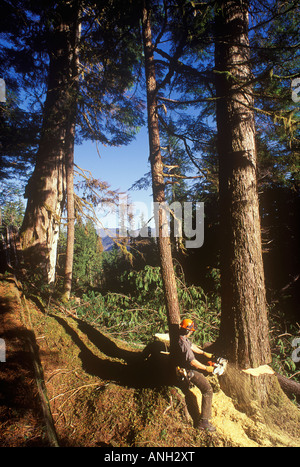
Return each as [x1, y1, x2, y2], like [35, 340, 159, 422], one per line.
[180, 318, 196, 332]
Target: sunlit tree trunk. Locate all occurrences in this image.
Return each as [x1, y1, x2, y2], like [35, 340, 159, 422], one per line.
[141, 0, 181, 355]
[62, 15, 81, 301]
[214, 0, 272, 369]
[212, 1, 300, 421]
[20, 2, 80, 284]
[62, 121, 76, 300]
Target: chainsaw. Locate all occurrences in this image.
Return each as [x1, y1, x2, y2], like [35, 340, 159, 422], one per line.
[194, 346, 228, 376]
[207, 357, 228, 376]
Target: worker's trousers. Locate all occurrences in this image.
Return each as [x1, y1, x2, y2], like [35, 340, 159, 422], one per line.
[189, 370, 213, 421]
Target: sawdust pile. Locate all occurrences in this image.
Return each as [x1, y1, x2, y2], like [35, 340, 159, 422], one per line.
[189, 384, 299, 447]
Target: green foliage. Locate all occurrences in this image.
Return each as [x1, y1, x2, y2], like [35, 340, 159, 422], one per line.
[73, 221, 103, 288]
[58, 220, 103, 292]
[100, 246, 134, 294]
[74, 264, 220, 346]
[269, 307, 300, 384]
[0, 182, 25, 227]
[0, 97, 39, 181]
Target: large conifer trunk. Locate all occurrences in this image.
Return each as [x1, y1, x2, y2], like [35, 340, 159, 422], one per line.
[141, 0, 181, 353]
[62, 15, 81, 300]
[20, 4, 79, 284]
[214, 0, 271, 368]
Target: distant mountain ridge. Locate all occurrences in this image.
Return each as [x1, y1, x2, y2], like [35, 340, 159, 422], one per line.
[97, 228, 156, 251]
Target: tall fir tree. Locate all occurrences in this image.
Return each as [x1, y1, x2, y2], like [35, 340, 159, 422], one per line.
[141, 0, 182, 355]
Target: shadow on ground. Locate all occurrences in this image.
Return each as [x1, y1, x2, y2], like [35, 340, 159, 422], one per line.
[0, 295, 49, 446]
[53, 315, 175, 389]
[52, 315, 202, 426]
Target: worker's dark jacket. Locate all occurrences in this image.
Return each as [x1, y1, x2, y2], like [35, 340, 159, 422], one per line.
[176, 336, 195, 370]
[175, 335, 213, 421]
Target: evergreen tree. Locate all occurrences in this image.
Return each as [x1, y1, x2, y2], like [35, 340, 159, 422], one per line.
[0, 0, 43, 181]
[0, 182, 25, 228]
[141, 0, 181, 355]
[0, 0, 145, 285]
[20, 0, 81, 284]
[72, 220, 103, 290]
[214, 0, 270, 368]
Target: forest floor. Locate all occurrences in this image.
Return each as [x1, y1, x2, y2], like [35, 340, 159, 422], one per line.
[0, 273, 299, 448]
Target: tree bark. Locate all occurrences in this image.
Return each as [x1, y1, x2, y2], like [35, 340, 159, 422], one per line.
[62, 13, 81, 301]
[214, 0, 271, 369]
[20, 2, 80, 284]
[62, 122, 76, 300]
[141, 0, 181, 354]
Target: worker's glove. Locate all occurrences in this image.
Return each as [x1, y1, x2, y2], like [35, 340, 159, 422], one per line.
[202, 351, 214, 359]
[205, 365, 214, 373]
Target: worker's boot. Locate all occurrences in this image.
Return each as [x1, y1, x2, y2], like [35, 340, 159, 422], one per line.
[195, 418, 216, 432]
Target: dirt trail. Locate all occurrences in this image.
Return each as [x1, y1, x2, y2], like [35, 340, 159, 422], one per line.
[0, 278, 50, 446]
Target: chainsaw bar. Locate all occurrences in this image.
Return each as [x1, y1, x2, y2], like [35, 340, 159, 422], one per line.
[211, 357, 228, 376]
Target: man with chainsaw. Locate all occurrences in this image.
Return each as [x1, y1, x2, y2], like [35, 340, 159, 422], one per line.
[175, 318, 216, 432]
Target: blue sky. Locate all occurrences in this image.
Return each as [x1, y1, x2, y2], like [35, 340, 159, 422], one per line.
[74, 125, 155, 231]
